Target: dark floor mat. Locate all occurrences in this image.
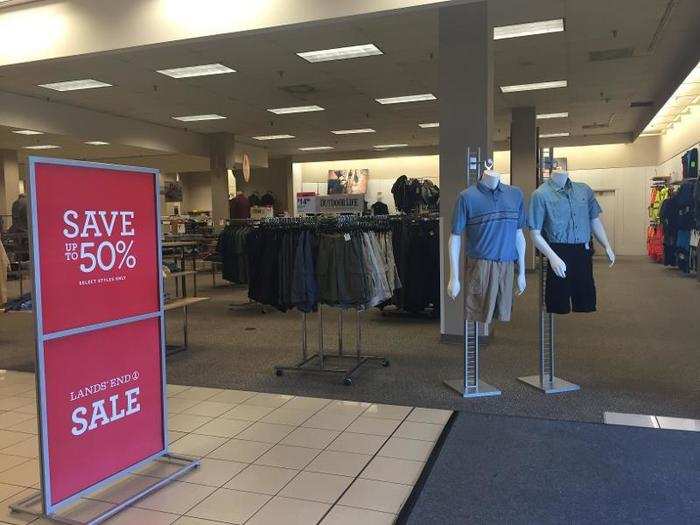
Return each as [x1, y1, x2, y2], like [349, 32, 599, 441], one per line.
[400, 412, 700, 525]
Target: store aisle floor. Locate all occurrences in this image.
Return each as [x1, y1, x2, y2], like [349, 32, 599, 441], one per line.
[0, 257, 698, 422]
[0, 371, 450, 525]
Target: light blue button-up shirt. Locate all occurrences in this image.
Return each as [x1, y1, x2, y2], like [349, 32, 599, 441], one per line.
[528, 178, 602, 244]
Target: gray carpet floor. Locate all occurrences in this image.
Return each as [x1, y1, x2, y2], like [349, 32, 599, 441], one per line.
[1, 256, 698, 423]
[401, 412, 700, 525]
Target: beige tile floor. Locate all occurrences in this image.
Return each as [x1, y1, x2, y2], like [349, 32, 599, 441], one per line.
[0, 371, 452, 524]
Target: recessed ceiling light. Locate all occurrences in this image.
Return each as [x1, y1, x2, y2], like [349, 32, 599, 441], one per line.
[376, 94, 437, 104]
[172, 114, 227, 121]
[38, 79, 112, 91]
[252, 134, 295, 141]
[331, 128, 376, 135]
[299, 146, 334, 151]
[537, 112, 569, 119]
[157, 63, 236, 78]
[374, 144, 408, 149]
[539, 132, 570, 138]
[12, 129, 44, 135]
[500, 80, 567, 93]
[494, 19, 565, 40]
[297, 44, 383, 63]
[23, 144, 60, 150]
[268, 105, 325, 115]
[84, 141, 110, 145]
[419, 122, 440, 128]
[640, 131, 663, 137]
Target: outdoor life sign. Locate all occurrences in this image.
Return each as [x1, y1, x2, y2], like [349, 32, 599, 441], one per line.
[28, 157, 166, 512]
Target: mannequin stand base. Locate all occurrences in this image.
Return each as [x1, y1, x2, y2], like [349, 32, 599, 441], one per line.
[518, 375, 580, 394]
[444, 379, 501, 398]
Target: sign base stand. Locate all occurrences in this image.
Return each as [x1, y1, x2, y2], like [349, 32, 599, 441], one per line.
[10, 454, 200, 525]
[444, 379, 502, 398]
[518, 375, 580, 394]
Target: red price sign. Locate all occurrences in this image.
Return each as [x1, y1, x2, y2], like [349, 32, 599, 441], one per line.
[28, 157, 167, 514]
[34, 161, 160, 334]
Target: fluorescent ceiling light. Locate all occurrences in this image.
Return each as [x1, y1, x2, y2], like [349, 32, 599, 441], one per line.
[419, 122, 439, 128]
[500, 80, 567, 93]
[640, 132, 663, 137]
[374, 144, 408, 149]
[172, 114, 226, 121]
[12, 129, 43, 135]
[642, 60, 700, 136]
[299, 146, 334, 151]
[84, 141, 110, 145]
[494, 19, 565, 40]
[157, 63, 236, 78]
[376, 94, 436, 104]
[539, 132, 570, 138]
[23, 144, 60, 150]
[268, 105, 325, 115]
[252, 134, 295, 141]
[297, 44, 383, 63]
[537, 112, 569, 119]
[38, 79, 112, 91]
[331, 128, 375, 135]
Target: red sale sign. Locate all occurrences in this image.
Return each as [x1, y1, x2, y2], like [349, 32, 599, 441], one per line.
[33, 162, 160, 333]
[28, 157, 169, 514]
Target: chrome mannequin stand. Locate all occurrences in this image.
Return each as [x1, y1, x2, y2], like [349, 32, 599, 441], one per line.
[444, 318, 501, 398]
[517, 252, 579, 394]
[444, 147, 501, 398]
[518, 147, 579, 394]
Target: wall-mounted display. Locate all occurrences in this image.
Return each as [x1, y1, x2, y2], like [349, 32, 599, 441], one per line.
[327, 168, 369, 194]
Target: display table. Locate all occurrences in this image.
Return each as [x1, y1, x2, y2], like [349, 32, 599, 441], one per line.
[164, 296, 210, 356]
[165, 270, 198, 297]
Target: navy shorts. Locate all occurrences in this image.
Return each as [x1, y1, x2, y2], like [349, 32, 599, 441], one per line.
[545, 243, 596, 314]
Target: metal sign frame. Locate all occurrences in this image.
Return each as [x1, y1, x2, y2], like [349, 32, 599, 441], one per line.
[12, 157, 198, 524]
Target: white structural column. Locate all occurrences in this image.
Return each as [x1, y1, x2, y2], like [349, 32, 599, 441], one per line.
[209, 133, 236, 229]
[510, 107, 538, 270]
[439, 1, 493, 338]
[0, 149, 20, 229]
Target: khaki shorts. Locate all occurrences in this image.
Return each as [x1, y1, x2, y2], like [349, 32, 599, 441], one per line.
[464, 258, 515, 324]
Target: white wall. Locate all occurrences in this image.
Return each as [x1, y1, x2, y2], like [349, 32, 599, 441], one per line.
[568, 167, 655, 256]
[295, 153, 657, 255]
[295, 156, 439, 214]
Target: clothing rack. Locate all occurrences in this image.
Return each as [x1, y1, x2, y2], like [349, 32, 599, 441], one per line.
[274, 307, 389, 386]
[249, 215, 393, 384]
[444, 147, 501, 398]
[518, 147, 580, 394]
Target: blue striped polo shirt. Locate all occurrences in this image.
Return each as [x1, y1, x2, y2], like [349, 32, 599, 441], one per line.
[451, 181, 526, 262]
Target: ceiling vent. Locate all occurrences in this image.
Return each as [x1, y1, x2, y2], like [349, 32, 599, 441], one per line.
[582, 122, 609, 130]
[589, 47, 635, 62]
[279, 84, 316, 95]
[630, 100, 654, 108]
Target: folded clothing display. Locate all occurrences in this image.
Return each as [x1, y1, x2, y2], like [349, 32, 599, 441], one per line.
[3, 293, 32, 312]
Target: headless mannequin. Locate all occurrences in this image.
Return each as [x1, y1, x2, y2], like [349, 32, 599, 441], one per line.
[447, 171, 527, 299]
[530, 171, 615, 278]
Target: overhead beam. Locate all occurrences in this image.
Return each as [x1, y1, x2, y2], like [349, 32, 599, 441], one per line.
[0, 0, 474, 67]
[0, 90, 209, 157]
